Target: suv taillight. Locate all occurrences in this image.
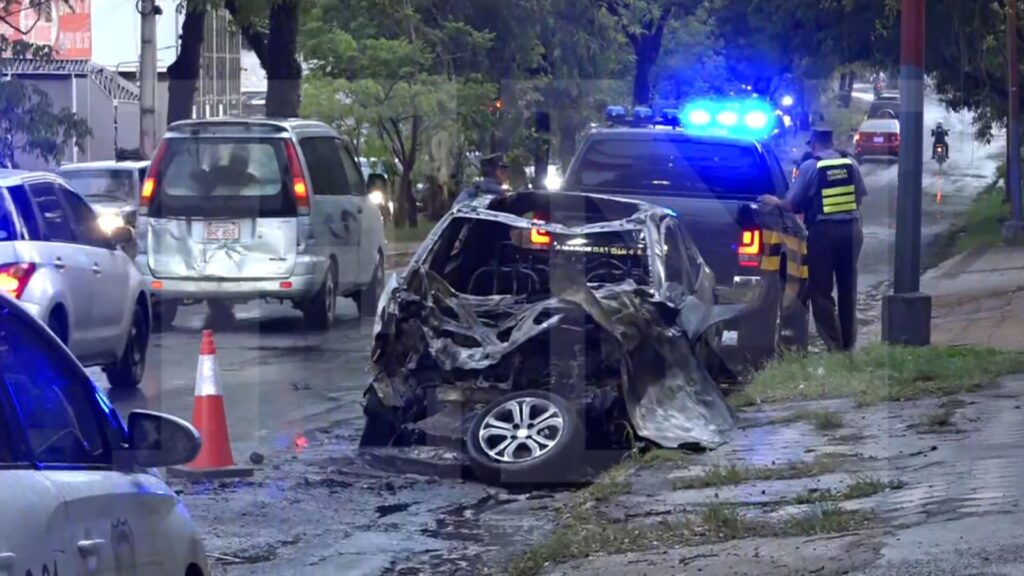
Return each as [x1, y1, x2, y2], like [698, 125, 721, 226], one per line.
[737, 229, 761, 268]
[140, 140, 168, 212]
[0, 263, 35, 300]
[283, 140, 311, 215]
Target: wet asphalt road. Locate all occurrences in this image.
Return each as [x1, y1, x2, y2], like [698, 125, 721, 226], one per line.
[850, 87, 1004, 291]
[92, 297, 378, 458]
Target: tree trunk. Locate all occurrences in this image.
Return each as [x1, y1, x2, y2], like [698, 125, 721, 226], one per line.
[533, 111, 551, 189]
[264, 0, 302, 117]
[166, 5, 206, 125]
[633, 57, 653, 106]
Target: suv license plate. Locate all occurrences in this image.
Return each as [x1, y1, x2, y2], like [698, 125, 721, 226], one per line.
[205, 221, 240, 241]
[873, 136, 884, 143]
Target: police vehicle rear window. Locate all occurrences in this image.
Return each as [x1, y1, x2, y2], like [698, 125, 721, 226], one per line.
[567, 138, 775, 200]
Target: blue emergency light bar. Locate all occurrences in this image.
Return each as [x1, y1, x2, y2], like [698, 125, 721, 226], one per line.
[604, 98, 777, 138]
[680, 99, 776, 139]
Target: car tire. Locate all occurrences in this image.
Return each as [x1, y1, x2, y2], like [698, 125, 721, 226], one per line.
[359, 386, 401, 447]
[303, 262, 337, 331]
[466, 390, 585, 487]
[152, 299, 179, 332]
[739, 274, 783, 369]
[356, 255, 384, 318]
[46, 309, 68, 346]
[780, 300, 810, 352]
[104, 301, 149, 389]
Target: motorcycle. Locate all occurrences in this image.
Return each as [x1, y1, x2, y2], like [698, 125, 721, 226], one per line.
[933, 142, 948, 166]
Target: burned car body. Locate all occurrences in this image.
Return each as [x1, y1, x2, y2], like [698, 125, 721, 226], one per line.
[362, 192, 751, 483]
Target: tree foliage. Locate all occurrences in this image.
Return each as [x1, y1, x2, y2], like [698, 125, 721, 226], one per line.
[0, 31, 90, 166]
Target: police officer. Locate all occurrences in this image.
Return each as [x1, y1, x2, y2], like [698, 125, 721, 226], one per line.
[455, 153, 509, 206]
[759, 127, 867, 351]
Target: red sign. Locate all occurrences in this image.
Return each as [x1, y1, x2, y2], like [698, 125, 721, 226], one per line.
[0, 0, 91, 59]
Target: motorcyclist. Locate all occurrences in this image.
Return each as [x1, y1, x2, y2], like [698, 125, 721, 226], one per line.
[931, 121, 950, 159]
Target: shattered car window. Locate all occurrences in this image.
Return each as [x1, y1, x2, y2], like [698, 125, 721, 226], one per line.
[426, 216, 651, 297]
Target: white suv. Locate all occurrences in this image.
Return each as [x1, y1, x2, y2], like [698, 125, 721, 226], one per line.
[0, 171, 150, 389]
[137, 119, 387, 330]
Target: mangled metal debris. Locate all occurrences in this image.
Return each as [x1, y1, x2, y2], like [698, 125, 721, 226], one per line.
[361, 191, 754, 483]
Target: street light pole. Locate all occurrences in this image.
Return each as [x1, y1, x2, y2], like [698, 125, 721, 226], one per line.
[1004, 0, 1024, 240]
[882, 0, 932, 346]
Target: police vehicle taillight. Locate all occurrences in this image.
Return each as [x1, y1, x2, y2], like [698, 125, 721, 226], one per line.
[737, 229, 761, 268]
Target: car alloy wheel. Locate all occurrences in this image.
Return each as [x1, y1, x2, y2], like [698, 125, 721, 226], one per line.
[324, 269, 337, 321]
[466, 390, 585, 486]
[478, 396, 565, 464]
[128, 305, 148, 383]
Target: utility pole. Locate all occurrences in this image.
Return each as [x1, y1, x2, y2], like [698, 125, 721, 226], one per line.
[1005, 0, 1024, 241]
[882, 0, 932, 346]
[139, 0, 159, 158]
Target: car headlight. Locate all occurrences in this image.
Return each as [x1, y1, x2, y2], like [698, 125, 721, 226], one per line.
[544, 172, 563, 190]
[369, 190, 385, 205]
[97, 212, 125, 234]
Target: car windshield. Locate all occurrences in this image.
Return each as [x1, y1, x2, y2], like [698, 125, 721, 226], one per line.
[861, 120, 897, 132]
[62, 170, 137, 203]
[426, 216, 650, 297]
[567, 138, 774, 200]
[147, 137, 296, 219]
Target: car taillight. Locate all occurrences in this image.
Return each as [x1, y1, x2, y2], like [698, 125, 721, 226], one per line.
[0, 263, 35, 300]
[853, 133, 861, 143]
[283, 140, 311, 215]
[530, 227, 552, 245]
[737, 229, 761, 268]
[139, 140, 168, 212]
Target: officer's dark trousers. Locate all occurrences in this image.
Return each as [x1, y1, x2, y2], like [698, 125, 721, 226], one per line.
[805, 219, 864, 351]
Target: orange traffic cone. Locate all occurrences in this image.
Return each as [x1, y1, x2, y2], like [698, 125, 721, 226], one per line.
[169, 330, 253, 480]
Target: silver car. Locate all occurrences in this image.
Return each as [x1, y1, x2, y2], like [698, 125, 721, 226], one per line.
[59, 160, 150, 236]
[136, 118, 387, 330]
[0, 170, 150, 388]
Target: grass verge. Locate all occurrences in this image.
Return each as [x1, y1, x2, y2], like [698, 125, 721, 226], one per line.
[784, 502, 871, 535]
[792, 475, 905, 504]
[734, 344, 1024, 407]
[673, 453, 847, 490]
[954, 182, 1009, 254]
[777, 409, 845, 431]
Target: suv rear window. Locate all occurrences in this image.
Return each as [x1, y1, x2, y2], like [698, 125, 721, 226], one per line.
[148, 138, 297, 218]
[567, 138, 776, 200]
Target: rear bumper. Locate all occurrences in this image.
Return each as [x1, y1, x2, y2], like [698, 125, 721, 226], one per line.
[137, 254, 328, 302]
[716, 273, 764, 305]
[856, 143, 899, 156]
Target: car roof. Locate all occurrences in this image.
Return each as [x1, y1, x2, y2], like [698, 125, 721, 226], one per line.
[0, 170, 71, 188]
[165, 117, 346, 142]
[59, 160, 150, 171]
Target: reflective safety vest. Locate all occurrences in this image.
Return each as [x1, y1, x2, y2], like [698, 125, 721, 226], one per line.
[808, 156, 858, 224]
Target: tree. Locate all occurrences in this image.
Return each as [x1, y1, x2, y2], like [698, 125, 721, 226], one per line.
[601, 0, 703, 105]
[166, 0, 207, 125]
[226, 0, 303, 117]
[0, 36, 90, 166]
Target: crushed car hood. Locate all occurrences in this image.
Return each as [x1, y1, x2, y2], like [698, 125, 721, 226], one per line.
[371, 264, 742, 450]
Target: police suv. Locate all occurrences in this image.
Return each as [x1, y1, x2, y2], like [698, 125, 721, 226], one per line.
[560, 101, 810, 368]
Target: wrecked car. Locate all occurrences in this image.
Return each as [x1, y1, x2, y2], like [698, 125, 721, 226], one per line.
[361, 191, 753, 484]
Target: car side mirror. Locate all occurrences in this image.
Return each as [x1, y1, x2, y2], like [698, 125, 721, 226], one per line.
[109, 226, 134, 248]
[367, 173, 388, 193]
[126, 410, 201, 468]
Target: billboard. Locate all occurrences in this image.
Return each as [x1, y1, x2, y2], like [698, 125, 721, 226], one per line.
[0, 0, 91, 60]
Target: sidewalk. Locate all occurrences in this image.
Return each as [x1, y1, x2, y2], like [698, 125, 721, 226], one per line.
[922, 244, 1024, 349]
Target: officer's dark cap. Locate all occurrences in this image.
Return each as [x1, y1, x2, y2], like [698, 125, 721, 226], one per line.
[480, 153, 509, 171]
[806, 127, 834, 146]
